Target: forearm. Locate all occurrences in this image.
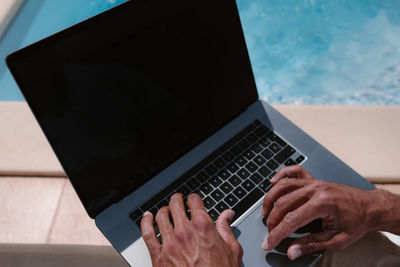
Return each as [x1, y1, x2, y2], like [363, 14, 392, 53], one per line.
[368, 189, 400, 235]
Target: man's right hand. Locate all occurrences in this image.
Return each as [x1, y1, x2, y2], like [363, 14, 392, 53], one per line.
[261, 165, 400, 260]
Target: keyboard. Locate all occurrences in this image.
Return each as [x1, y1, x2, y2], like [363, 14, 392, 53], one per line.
[129, 120, 305, 237]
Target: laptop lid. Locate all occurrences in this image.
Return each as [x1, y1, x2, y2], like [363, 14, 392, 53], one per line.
[6, 0, 258, 218]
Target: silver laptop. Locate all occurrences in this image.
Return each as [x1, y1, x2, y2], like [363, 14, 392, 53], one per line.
[6, 0, 374, 266]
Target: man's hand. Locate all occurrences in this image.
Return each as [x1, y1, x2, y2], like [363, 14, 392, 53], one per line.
[261, 165, 391, 260]
[141, 193, 243, 267]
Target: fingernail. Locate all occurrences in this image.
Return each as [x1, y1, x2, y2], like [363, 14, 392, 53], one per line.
[227, 210, 235, 221]
[143, 211, 152, 216]
[261, 238, 269, 250]
[261, 209, 266, 217]
[289, 245, 302, 260]
[270, 175, 277, 183]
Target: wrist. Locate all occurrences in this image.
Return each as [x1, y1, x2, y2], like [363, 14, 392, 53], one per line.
[367, 189, 400, 235]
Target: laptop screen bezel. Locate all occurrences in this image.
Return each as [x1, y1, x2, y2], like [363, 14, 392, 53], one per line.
[6, 0, 259, 218]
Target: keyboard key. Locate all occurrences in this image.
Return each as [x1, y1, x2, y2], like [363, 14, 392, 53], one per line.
[130, 209, 142, 221]
[200, 183, 214, 194]
[196, 171, 209, 183]
[208, 208, 219, 221]
[246, 133, 258, 143]
[157, 199, 168, 209]
[267, 132, 287, 147]
[187, 178, 201, 190]
[192, 189, 204, 199]
[220, 182, 234, 194]
[251, 144, 263, 154]
[254, 125, 270, 137]
[259, 179, 272, 192]
[205, 164, 218, 176]
[284, 158, 296, 166]
[135, 217, 142, 228]
[232, 188, 264, 222]
[215, 201, 230, 213]
[149, 207, 158, 216]
[230, 145, 243, 156]
[177, 185, 191, 197]
[227, 162, 239, 173]
[203, 197, 216, 209]
[211, 189, 224, 201]
[214, 158, 226, 168]
[239, 139, 251, 149]
[254, 120, 261, 126]
[243, 149, 255, 160]
[250, 173, 263, 184]
[269, 143, 282, 153]
[258, 166, 272, 177]
[267, 159, 279, 171]
[274, 145, 296, 164]
[224, 194, 239, 206]
[233, 186, 246, 199]
[235, 156, 248, 166]
[296, 155, 305, 164]
[209, 176, 222, 187]
[254, 155, 266, 166]
[261, 149, 273, 159]
[222, 151, 235, 162]
[217, 169, 231, 180]
[259, 137, 271, 148]
[242, 180, 255, 191]
[245, 161, 258, 173]
[228, 175, 242, 187]
[237, 168, 250, 179]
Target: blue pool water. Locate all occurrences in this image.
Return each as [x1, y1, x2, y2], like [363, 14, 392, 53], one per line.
[1, 0, 400, 105]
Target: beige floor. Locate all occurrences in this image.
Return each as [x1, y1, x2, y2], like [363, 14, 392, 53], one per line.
[1, 102, 400, 246]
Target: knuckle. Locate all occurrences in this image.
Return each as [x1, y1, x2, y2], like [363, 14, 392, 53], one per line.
[142, 231, 154, 241]
[193, 213, 213, 232]
[283, 211, 299, 227]
[309, 241, 319, 253]
[174, 226, 190, 240]
[275, 196, 287, 208]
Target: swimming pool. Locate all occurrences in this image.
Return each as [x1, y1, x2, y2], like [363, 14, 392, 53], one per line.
[1, 0, 399, 105]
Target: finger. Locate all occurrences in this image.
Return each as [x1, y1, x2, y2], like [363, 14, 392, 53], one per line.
[270, 165, 311, 183]
[141, 211, 161, 259]
[261, 178, 310, 217]
[155, 207, 174, 242]
[216, 210, 243, 256]
[267, 186, 310, 231]
[216, 210, 236, 243]
[287, 231, 347, 260]
[186, 193, 210, 219]
[169, 193, 189, 227]
[264, 201, 322, 251]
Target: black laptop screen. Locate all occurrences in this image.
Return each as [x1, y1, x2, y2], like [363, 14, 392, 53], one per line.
[7, 0, 258, 218]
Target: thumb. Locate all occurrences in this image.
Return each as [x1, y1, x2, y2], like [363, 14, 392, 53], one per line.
[216, 210, 236, 241]
[216, 210, 242, 251]
[287, 230, 345, 260]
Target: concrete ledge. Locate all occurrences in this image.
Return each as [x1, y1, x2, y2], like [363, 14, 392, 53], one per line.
[0, 244, 128, 267]
[0, 102, 399, 182]
[275, 105, 400, 182]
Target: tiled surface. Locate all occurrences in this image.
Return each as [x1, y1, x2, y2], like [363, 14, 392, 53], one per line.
[0, 102, 64, 176]
[47, 180, 110, 245]
[275, 105, 400, 182]
[0, 177, 65, 243]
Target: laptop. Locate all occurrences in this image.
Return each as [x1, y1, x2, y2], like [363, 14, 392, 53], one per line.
[6, 0, 374, 266]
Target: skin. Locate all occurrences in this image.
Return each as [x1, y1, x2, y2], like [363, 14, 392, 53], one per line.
[141, 193, 243, 267]
[261, 165, 400, 260]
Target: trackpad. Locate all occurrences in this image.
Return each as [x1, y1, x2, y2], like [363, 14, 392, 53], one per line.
[234, 203, 321, 266]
